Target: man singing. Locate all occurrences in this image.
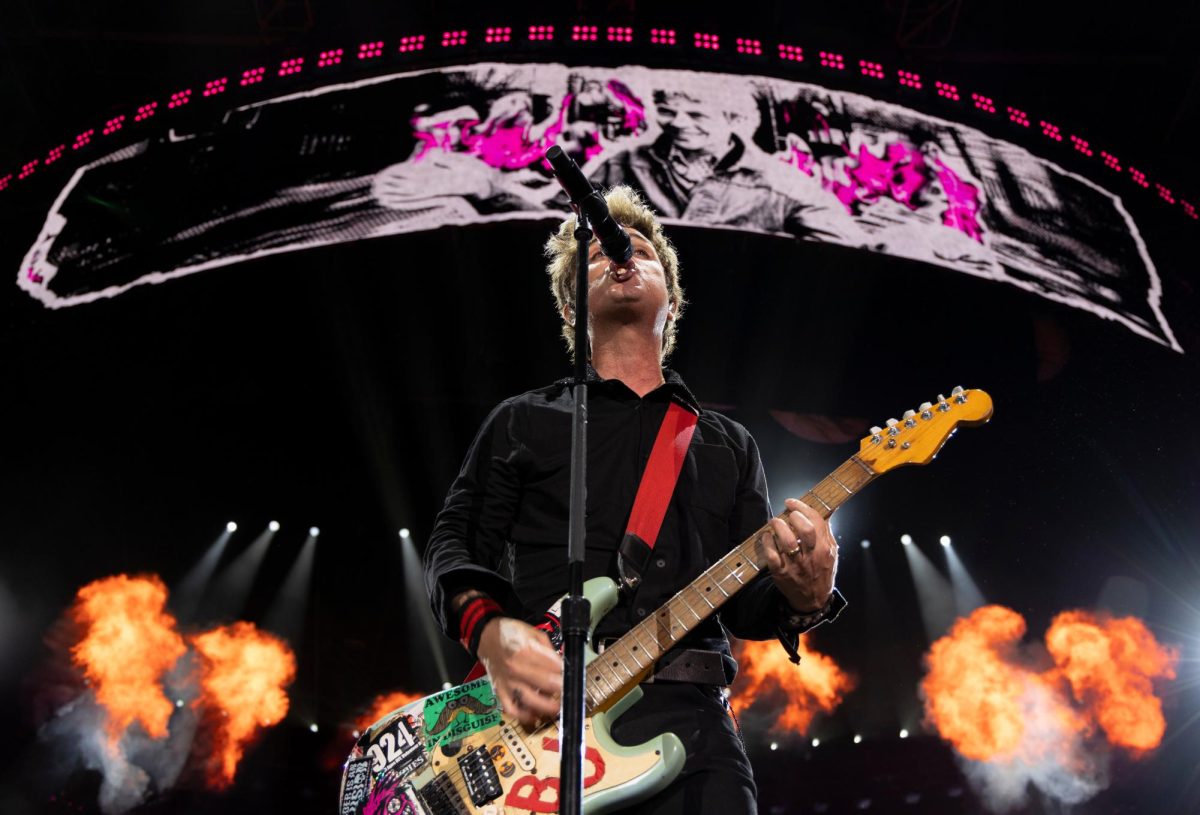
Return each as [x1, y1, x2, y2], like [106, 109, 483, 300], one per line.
[423, 185, 844, 813]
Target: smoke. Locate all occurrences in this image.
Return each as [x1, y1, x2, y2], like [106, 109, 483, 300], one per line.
[957, 680, 1110, 812]
[39, 574, 296, 813]
[921, 605, 1177, 813]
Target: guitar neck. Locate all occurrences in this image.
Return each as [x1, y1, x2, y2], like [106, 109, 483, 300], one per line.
[586, 455, 877, 712]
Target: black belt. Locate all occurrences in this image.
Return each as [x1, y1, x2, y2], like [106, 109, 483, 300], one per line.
[598, 640, 728, 686]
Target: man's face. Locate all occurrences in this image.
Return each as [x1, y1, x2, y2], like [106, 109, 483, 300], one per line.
[655, 95, 737, 155]
[578, 227, 672, 332]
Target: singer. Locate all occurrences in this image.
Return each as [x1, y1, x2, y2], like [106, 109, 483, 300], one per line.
[422, 184, 845, 814]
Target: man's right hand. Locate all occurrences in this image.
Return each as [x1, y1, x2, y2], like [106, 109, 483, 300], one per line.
[476, 617, 563, 727]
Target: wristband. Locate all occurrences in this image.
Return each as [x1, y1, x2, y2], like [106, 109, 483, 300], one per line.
[458, 597, 505, 658]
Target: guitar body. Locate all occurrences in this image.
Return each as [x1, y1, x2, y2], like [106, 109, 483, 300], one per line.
[340, 578, 686, 815]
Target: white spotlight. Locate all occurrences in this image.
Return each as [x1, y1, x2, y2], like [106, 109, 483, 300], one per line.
[226, 521, 238, 532]
[309, 526, 320, 537]
[769, 742, 779, 751]
[309, 723, 319, 733]
[811, 738, 820, 748]
[899, 728, 909, 739]
[853, 734, 862, 744]
[940, 535, 951, 547]
[269, 520, 280, 532]
[399, 528, 411, 539]
[176, 699, 185, 708]
[861, 539, 871, 549]
[900, 534, 913, 546]
[441, 681, 453, 690]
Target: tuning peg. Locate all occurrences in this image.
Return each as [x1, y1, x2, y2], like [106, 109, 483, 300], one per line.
[919, 402, 932, 411]
[903, 409, 917, 427]
[951, 386, 964, 395]
[919, 401, 934, 420]
[936, 394, 950, 412]
[952, 385, 968, 404]
[869, 426, 883, 435]
[885, 418, 900, 436]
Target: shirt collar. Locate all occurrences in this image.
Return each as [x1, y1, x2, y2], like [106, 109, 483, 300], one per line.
[555, 365, 702, 415]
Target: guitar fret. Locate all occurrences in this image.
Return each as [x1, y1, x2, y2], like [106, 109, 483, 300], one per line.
[850, 455, 875, 477]
[720, 559, 745, 585]
[632, 623, 664, 663]
[695, 586, 716, 609]
[677, 594, 704, 622]
[829, 474, 853, 495]
[806, 490, 832, 513]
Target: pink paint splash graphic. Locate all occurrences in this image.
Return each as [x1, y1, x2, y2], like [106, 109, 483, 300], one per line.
[605, 80, 647, 137]
[410, 95, 570, 170]
[410, 78, 645, 172]
[933, 157, 985, 242]
[831, 142, 929, 213]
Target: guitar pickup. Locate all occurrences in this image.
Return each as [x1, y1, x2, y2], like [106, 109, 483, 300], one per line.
[501, 723, 536, 771]
[458, 745, 503, 807]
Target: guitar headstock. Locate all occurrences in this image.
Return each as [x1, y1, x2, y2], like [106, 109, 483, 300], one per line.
[858, 387, 993, 473]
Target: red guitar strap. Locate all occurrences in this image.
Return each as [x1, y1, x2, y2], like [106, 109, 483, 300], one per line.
[462, 400, 698, 681]
[617, 401, 699, 590]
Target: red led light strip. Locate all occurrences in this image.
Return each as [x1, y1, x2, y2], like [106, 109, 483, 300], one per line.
[0, 24, 1189, 220]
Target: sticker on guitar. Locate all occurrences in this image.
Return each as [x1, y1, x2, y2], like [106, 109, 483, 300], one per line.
[504, 738, 607, 813]
[422, 678, 501, 749]
[366, 713, 426, 776]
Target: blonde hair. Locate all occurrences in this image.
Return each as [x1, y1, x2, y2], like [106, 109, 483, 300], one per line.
[544, 185, 685, 361]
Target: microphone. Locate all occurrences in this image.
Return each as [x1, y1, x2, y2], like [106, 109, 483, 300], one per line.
[544, 146, 633, 264]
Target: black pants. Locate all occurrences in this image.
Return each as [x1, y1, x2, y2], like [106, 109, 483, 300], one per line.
[607, 682, 757, 815]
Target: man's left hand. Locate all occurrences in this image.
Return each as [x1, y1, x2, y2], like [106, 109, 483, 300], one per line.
[761, 497, 839, 612]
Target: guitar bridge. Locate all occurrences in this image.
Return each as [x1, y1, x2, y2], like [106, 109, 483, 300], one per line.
[458, 745, 503, 807]
[415, 772, 469, 815]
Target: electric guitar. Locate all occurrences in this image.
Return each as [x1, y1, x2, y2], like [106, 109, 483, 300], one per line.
[339, 388, 993, 815]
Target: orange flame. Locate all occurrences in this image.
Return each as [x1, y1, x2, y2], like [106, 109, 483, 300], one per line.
[730, 637, 855, 734]
[1045, 610, 1178, 755]
[191, 622, 296, 788]
[355, 690, 425, 732]
[69, 574, 187, 743]
[922, 605, 1177, 764]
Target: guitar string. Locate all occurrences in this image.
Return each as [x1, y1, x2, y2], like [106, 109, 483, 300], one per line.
[383, 459, 873, 806]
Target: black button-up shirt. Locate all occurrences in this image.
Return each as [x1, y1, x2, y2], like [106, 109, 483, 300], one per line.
[423, 367, 792, 681]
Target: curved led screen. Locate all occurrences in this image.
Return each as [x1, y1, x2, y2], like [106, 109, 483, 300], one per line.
[18, 63, 1178, 350]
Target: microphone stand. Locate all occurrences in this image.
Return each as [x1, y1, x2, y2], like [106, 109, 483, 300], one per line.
[559, 206, 591, 815]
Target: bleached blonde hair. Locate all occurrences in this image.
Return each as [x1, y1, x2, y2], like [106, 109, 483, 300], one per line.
[544, 185, 685, 361]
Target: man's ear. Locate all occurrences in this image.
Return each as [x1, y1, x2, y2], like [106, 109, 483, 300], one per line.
[562, 304, 575, 326]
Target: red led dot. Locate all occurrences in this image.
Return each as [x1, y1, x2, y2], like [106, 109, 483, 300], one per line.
[102, 115, 126, 135]
[935, 81, 960, 101]
[859, 60, 885, 78]
[650, 28, 677, 45]
[819, 51, 845, 70]
[18, 159, 38, 180]
[168, 89, 192, 109]
[441, 30, 468, 47]
[0, 174, 11, 191]
[1006, 106, 1030, 127]
[897, 70, 922, 89]
[45, 144, 66, 165]
[399, 35, 426, 53]
[777, 43, 804, 62]
[240, 67, 266, 86]
[72, 129, 95, 150]
[203, 78, 228, 97]
[528, 25, 555, 41]
[1180, 200, 1197, 220]
[1039, 121, 1063, 142]
[970, 93, 995, 113]
[277, 57, 304, 76]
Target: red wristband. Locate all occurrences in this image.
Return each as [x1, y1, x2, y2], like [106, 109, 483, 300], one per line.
[458, 597, 504, 656]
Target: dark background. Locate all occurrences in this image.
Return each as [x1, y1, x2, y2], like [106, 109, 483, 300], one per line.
[1, 2, 1198, 813]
